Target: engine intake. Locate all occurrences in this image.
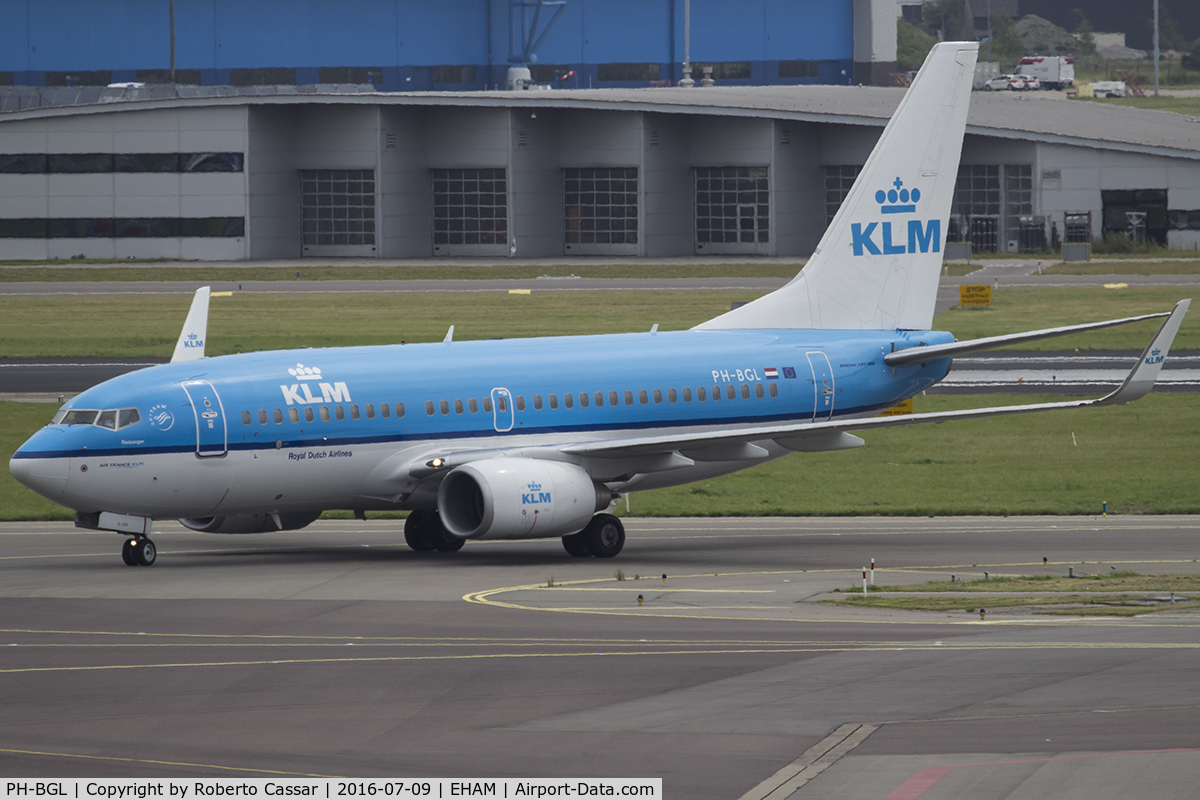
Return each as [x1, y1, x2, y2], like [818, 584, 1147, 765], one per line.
[179, 512, 321, 534]
[438, 458, 610, 540]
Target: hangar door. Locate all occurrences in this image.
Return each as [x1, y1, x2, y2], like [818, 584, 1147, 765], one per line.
[301, 169, 377, 257]
[695, 167, 769, 255]
[563, 167, 639, 255]
[432, 168, 509, 256]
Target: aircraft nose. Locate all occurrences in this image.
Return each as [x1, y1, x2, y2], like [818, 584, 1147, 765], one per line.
[10, 434, 69, 502]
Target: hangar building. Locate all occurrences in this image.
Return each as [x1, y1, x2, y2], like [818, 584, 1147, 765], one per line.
[0, 86, 1197, 261]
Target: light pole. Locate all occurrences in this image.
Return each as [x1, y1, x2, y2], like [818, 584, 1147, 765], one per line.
[1153, 0, 1160, 97]
[169, 0, 176, 84]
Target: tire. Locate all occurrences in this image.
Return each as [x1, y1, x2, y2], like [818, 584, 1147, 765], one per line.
[133, 538, 156, 567]
[984, 84, 993, 91]
[121, 538, 138, 566]
[584, 514, 625, 559]
[404, 511, 435, 551]
[562, 532, 591, 557]
[429, 513, 465, 552]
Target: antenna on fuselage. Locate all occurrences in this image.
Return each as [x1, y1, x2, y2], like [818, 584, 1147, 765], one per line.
[171, 286, 211, 363]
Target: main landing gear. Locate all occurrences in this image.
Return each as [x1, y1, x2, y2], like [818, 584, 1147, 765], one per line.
[121, 536, 157, 567]
[404, 510, 465, 553]
[562, 514, 625, 559]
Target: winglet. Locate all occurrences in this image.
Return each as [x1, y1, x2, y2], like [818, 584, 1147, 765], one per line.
[1095, 299, 1190, 406]
[171, 286, 211, 363]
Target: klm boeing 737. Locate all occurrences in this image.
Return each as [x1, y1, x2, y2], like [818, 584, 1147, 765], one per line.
[9, 43, 1190, 566]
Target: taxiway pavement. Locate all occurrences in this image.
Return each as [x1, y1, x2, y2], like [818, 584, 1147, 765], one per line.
[2, 515, 1199, 799]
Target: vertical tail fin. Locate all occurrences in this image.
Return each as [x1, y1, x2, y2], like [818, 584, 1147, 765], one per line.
[697, 42, 979, 332]
[171, 286, 211, 362]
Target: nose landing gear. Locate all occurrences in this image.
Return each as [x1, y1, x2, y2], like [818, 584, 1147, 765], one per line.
[121, 536, 157, 566]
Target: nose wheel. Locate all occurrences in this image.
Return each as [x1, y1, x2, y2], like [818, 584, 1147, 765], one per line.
[121, 537, 157, 567]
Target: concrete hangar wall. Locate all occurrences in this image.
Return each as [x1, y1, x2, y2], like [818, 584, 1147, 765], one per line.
[0, 0, 900, 90]
[1, 90, 1198, 261]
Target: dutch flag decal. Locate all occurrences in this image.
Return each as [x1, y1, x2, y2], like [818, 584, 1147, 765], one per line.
[763, 367, 779, 379]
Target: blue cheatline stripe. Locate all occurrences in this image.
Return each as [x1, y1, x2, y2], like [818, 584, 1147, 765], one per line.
[11, 404, 885, 460]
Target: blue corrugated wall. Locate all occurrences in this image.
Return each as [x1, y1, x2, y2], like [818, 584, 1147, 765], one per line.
[0, 0, 854, 88]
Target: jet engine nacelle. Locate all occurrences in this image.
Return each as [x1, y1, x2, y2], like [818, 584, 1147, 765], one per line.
[179, 512, 321, 534]
[438, 458, 611, 540]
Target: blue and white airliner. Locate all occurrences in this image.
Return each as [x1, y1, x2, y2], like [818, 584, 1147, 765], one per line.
[9, 43, 1190, 566]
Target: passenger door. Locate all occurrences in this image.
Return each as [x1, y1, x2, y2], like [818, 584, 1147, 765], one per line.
[805, 352, 835, 422]
[491, 387, 514, 432]
[181, 380, 227, 457]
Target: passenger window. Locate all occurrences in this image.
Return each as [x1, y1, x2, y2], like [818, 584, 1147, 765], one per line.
[258, 409, 268, 424]
[579, 392, 588, 408]
[516, 396, 526, 411]
[454, 399, 464, 414]
[609, 391, 618, 406]
[365, 404, 375, 419]
[682, 387, 692, 402]
[96, 410, 117, 429]
[497, 396, 508, 412]
[336, 406, 345, 421]
[439, 400, 450, 415]
[594, 391, 604, 407]
[726, 385, 736, 400]
[396, 402, 405, 417]
[242, 410, 252, 425]
[564, 393, 574, 409]
[319, 406, 330, 422]
[119, 408, 141, 428]
[638, 390, 648, 405]
[697, 387, 706, 401]
[548, 394, 558, 409]
[381, 402, 390, 419]
[668, 388, 677, 403]
[711, 386, 720, 401]
[755, 383, 764, 399]
[469, 398, 479, 413]
[534, 395, 543, 410]
[653, 389, 662, 404]
[274, 408, 284, 424]
[769, 383, 778, 398]
[289, 408, 299, 423]
[624, 390, 633, 406]
[425, 401, 435, 416]
[741, 384, 750, 399]
[305, 407, 315, 423]
[483, 397, 493, 413]
[350, 405, 359, 420]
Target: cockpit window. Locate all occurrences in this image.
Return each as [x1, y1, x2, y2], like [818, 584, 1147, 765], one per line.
[59, 409, 99, 425]
[118, 408, 141, 429]
[96, 410, 118, 429]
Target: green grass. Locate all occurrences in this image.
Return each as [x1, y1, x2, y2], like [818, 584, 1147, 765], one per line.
[865, 571, 1200, 593]
[1076, 94, 1200, 116]
[623, 392, 1199, 517]
[0, 286, 1192, 359]
[0, 262, 801, 283]
[826, 595, 1194, 616]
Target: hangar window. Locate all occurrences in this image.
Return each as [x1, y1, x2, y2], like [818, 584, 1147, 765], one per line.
[1103, 189, 1169, 246]
[597, 63, 660, 82]
[0, 219, 48, 238]
[45, 71, 111, 87]
[695, 166, 768, 254]
[115, 218, 180, 237]
[135, 69, 201, 85]
[301, 169, 376, 255]
[824, 165, 862, 226]
[48, 154, 113, 173]
[319, 67, 383, 85]
[1170, 210, 1200, 230]
[564, 167, 638, 254]
[116, 153, 181, 173]
[779, 61, 820, 80]
[432, 168, 507, 255]
[0, 155, 47, 174]
[950, 164, 1002, 253]
[432, 66, 477, 85]
[182, 153, 244, 172]
[691, 62, 751, 81]
[231, 68, 296, 86]
[530, 64, 572, 83]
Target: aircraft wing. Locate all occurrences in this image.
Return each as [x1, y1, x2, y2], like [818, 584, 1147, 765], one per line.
[559, 299, 1190, 461]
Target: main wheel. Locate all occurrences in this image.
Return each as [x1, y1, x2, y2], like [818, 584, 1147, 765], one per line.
[583, 514, 625, 558]
[121, 538, 138, 566]
[132, 538, 157, 567]
[562, 532, 591, 557]
[429, 512, 465, 552]
[404, 511, 435, 551]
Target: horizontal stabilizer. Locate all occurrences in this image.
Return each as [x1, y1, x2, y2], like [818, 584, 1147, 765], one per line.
[171, 286, 211, 363]
[884, 309, 1173, 365]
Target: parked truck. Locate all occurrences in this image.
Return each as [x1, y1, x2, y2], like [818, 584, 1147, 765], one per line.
[1015, 56, 1075, 89]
